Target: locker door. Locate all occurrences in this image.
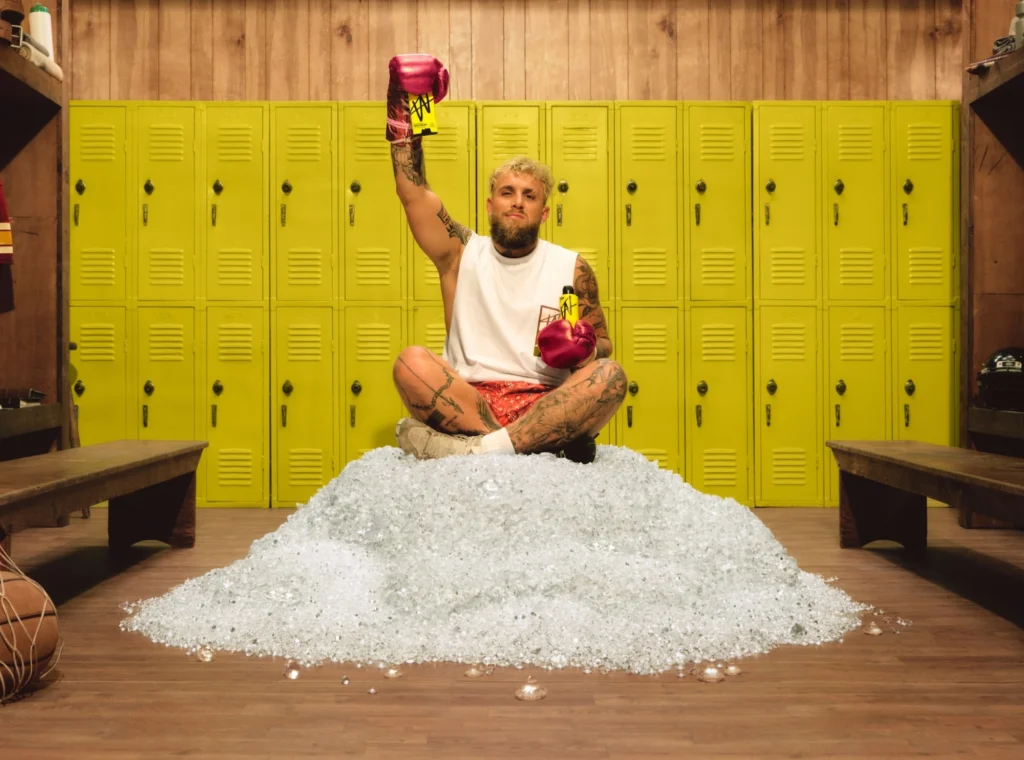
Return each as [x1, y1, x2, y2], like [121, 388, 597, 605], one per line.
[273, 105, 335, 302]
[755, 104, 819, 302]
[893, 104, 954, 302]
[687, 307, 749, 504]
[549, 104, 611, 299]
[345, 306, 405, 463]
[275, 307, 334, 505]
[206, 105, 266, 302]
[207, 307, 265, 504]
[137, 106, 196, 302]
[757, 306, 820, 504]
[826, 306, 888, 503]
[411, 303, 447, 356]
[70, 106, 127, 302]
[70, 306, 127, 445]
[344, 104, 404, 302]
[825, 104, 887, 302]
[617, 307, 679, 472]
[617, 104, 679, 302]
[894, 306, 953, 446]
[477, 104, 544, 236]
[411, 102, 474, 302]
[137, 307, 195, 440]
[687, 104, 748, 302]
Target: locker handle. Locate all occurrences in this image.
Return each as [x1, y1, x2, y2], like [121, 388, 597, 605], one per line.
[144, 380, 154, 395]
[350, 404, 356, 427]
[349, 204, 355, 226]
[766, 403, 771, 427]
[904, 403, 910, 427]
[280, 203, 287, 226]
[695, 203, 701, 226]
[628, 381, 639, 396]
[75, 179, 85, 195]
[557, 204, 563, 226]
[764, 203, 770, 226]
[696, 404, 702, 428]
[143, 405, 149, 428]
[627, 405, 633, 428]
[211, 404, 218, 428]
[142, 203, 148, 226]
[74, 379, 85, 396]
[625, 203, 632, 226]
[904, 378, 915, 396]
[211, 203, 217, 226]
[835, 403, 840, 428]
[835, 378, 846, 396]
[213, 179, 224, 195]
[281, 404, 287, 427]
[144, 179, 154, 195]
[73, 203, 79, 226]
[903, 203, 908, 226]
[833, 203, 839, 226]
[766, 378, 777, 395]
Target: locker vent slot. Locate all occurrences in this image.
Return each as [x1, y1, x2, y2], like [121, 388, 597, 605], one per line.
[576, 247, 599, 272]
[287, 324, 323, 361]
[288, 449, 323, 485]
[80, 249, 117, 286]
[772, 448, 807, 485]
[907, 123, 942, 160]
[424, 324, 447, 355]
[218, 323, 254, 362]
[838, 248, 875, 285]
[218, 449, 254, 486]
[427, 130, 460, 161]
[839, 324, 876, 361]
[217, 249, 254, 286]
[637, 449, 669, 468]
[287, 249, 323, 286]
[837, 124, 873, 160]
[908, 324, 944, 361]
[356, 249, 392, 286]
[217, 125, 254, 161]
[629, 124, 666, 161]
[701, 249, 736, 286]
[630, 248, 668, 286]
[770, 248, 807, 285]
[355, 125, 390, 160]
[561, 125, 598, 160]
[286, 125, 322, 162]
[356, 324, 392, 362]
[769, 124, 805, 160]
[80, 123, 117, 161]
[699, 124, 735, 160]
[701, 324, 736, 361]
[703, 449, 738, 486]
[771, 323, 806, 361]
[908, 248, 943, 285]
[148, 323, 184, 361]
[148, 123, 185, 162]
[148, 249, 186, 286]
[631, 324, 668, 362]
[79, 323, 116, 361]
[422, 258, 440, 286]
[491, 124, 530, 160]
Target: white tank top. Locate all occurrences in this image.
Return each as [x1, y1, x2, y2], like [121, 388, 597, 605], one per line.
[444, 234, 579, 385]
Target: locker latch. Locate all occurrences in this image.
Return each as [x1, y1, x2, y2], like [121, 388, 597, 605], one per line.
[557, 178, 568, 225]
[142, 405, 148, 428]
[766, 404, 771, 426]
[696, 405, 702, 428]
[835, 404, 841, 427]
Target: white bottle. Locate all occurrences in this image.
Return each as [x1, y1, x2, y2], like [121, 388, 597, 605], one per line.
[28, 4, 53, 61]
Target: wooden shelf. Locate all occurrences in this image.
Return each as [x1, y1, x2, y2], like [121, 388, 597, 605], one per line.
[0, 45, 61, 171]
[0, 404, 61, 440]
[967, 46, 1024, 169]
[967, 406, 1024, 442]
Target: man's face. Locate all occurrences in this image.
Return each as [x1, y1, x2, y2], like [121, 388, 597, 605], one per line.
[486, 172, 549, 251]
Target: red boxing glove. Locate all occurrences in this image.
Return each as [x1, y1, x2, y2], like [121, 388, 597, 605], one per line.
[538, 319, 597, 369]
[386, 54, 450, 142]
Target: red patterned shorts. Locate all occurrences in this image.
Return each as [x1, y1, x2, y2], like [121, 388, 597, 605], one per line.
[470, 381, 553, 427]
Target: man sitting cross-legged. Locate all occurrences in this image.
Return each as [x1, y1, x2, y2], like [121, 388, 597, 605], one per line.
[385, 54, 627, 460]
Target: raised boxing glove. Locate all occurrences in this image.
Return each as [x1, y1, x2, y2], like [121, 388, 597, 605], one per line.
[538, 318, 597, 369]
[386, 54, 450, 142]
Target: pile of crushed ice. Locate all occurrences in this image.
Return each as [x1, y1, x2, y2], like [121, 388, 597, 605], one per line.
[120, 446, 869, 674]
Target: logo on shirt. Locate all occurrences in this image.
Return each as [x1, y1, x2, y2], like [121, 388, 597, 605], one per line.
[533, 304, 561, 356]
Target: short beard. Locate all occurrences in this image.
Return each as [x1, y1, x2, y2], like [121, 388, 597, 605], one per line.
[490, 216, 540, 252]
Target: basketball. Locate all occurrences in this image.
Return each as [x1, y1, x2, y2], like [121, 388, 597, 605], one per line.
[1, 569, 61, 702]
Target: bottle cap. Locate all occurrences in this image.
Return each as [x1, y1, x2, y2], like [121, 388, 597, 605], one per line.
[30, 4, 50, 13]
[562, 285, 574, 294]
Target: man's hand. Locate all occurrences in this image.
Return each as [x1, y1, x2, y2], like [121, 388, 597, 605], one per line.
[539, 318, 597, 369]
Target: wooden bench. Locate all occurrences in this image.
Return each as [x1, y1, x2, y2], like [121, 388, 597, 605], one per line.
[0, 440, 207, 561]
[826, 440, 1024, 552]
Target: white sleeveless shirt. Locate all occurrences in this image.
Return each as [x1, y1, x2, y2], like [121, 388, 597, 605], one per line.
[443, 234, 579, 385]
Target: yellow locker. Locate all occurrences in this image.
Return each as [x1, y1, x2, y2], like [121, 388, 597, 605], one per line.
[136, 105, 197, 302]
[756, 306, 820, 505]
[272, 105, 335, 302]
[205, 104, 267, 302]
[476, 103, 545, 236]
[547, 104, 612, 300]
[206, 307, 266, 505]
[343, 104, 405, 302]
[893, 306, 954, 446]
[686, 307, 750, 505]
[616, 307, 680, 472]
[274, 306, 335, 506]
[70, 105, 128, 303]
[411, 303, 447, 356]
[824, 306, 888, 504]
[685, 104, 750, 303]
[137, 306, 195, 440]
[344, 305, 405, 463]
[892, 103, 955, 302]
[70, 306, 128, 445]
[616, 104, 680, 302]
[754, 103, 820, 302]
[824, 103, 888, 302]
[411, 102, 475, 302]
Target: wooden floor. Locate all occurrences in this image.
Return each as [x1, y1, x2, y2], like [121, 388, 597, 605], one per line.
[4, 507, 1023, 759]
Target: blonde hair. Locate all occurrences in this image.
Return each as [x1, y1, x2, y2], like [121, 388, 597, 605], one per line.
[488, 156, 554, 203]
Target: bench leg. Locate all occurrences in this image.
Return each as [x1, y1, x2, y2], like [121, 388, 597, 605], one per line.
[108, 470, 197, 553]
[839, 470, 927, 552]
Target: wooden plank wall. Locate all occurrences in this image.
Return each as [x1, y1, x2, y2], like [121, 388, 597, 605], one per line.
[68, 0, 964, 102]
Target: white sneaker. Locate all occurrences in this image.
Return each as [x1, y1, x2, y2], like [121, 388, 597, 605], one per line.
[395, 417, 483, 460]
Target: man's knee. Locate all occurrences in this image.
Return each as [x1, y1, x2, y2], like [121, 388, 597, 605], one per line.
[393, 345, 436, 385]
[592, 358, 628, 402]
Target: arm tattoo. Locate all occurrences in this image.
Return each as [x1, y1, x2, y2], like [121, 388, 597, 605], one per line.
[573, 256, 612, 358]
[390, 139, 427, 187]
[437, 203, 473, 245]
